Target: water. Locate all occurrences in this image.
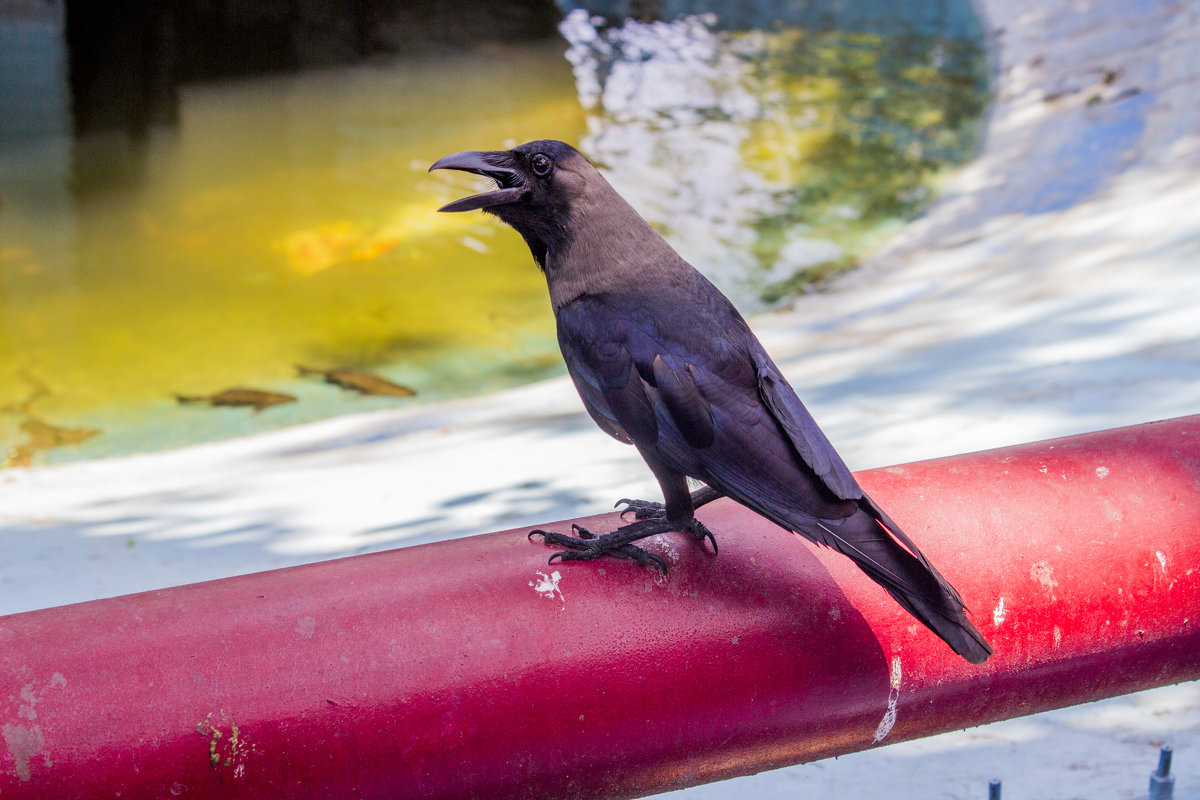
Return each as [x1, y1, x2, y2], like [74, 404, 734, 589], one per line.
[0, 4, 987, 466]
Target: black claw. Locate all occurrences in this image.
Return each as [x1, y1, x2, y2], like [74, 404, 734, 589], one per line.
[548, 548, 603, 565]
[528, 529, 547, 542]
[570, 523, 596, 539]
[689, 520, 718, 555]
[629, 548, 668, 574]
[615, 497, 667, 521]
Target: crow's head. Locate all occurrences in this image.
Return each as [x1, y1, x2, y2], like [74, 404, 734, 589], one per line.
[430, 140, 594, 269]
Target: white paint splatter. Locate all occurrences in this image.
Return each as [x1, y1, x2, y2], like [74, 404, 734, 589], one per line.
[14, 675, 64, 725]
[873, 656, 902, 743]
[1156, 551, 1167, 573]
[656, 536, 680, 565]
[993, 596, 1007, 626]
[1095, 466, 1110, 479]
[1031, 561, 1059, 593]
[2, 722, 45, 782]
[529, 570, 565, 607]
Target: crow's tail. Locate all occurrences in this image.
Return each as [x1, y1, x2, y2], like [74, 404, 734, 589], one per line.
[810, 496, 993, 664]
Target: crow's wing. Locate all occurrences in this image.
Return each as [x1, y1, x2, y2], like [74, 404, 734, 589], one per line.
[557, 300, 655, 449]
[557, 292, 860, 511]
[755, 358, 860, 501]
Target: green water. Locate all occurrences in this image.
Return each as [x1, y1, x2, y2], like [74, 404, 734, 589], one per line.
[0, 13, 987, 466]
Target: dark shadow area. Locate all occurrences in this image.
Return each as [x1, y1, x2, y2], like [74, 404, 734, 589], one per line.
[62, 0, 563, 136]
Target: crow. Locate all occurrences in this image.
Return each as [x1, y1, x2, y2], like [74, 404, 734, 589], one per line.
[430, 140, 992, 664]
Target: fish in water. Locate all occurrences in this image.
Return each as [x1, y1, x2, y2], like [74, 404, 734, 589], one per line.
[176, 388, 297, 411]
[3, 417, 102, 468]
[296, 365, 416, 398]
[20, 417, 101, 448]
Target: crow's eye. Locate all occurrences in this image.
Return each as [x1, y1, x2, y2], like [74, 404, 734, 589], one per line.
[530, 153, 553, 178]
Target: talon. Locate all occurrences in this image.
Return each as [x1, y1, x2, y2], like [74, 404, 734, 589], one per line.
[570, 523, 596, 539]
[688, 520, 718, 555]
[614, 498, 667, 521]
[644, 552, 669, 574]
[614, 498, 636, 520]
[607, 543, 668, 573]
[528, 529, 547, 542]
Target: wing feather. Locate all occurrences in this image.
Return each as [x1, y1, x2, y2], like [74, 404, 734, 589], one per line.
[755, 359, 861, 501]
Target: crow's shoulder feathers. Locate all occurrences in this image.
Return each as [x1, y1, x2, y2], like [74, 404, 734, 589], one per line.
[556, 290, 862, 503]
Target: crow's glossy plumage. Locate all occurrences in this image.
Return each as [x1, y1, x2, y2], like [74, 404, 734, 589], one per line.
[431, 140, 992, 664]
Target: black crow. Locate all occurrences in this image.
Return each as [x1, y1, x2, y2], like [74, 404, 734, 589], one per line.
[430, 140, 992, 664]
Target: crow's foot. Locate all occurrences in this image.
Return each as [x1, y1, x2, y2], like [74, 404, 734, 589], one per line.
[529, 511, 719, 572]
[528, 519, 676, 573]
[614, 499, 718, 555]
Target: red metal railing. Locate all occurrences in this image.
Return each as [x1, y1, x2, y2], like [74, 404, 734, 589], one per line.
[2, 416, 1198, 799]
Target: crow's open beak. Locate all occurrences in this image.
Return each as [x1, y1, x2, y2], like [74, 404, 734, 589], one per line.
[429, 150, 526, 212]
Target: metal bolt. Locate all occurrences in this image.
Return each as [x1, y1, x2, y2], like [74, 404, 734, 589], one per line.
[1149, 745, 1174, 800]
[988, 778, 1002, 800]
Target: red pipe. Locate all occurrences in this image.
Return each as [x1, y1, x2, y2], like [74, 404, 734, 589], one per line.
[2, 417, 1199, 799]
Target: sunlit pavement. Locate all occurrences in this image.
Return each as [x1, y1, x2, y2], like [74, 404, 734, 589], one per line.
[3, 0, 1199, 796]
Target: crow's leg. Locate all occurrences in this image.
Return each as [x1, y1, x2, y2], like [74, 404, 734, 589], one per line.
[616, 484, 721, 518]
[614, 485, 722, 554]
[529, 515, 704, 573]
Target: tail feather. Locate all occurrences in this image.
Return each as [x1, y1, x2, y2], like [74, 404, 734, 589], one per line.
[810, 498, 993, 665]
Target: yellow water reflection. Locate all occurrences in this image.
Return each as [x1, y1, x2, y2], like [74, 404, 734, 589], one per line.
[1, 40, 585, 461]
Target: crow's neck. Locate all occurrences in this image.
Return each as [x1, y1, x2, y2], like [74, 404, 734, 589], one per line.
[543, 185, 690, 310]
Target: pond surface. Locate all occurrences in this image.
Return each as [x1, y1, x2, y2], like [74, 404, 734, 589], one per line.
[0, 3, 987, 465]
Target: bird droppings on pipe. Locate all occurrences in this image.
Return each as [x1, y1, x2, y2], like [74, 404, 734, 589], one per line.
[1031, 561, 1059, 594]
[993, 596, 1007, 626]
[873, 656, 903, 743]
[529, 570, 565, 608]
[1156, 551, 1167, 573]
[1096, 466, 1110, 478]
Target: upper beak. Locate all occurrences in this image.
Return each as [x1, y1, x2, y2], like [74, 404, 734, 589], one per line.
[429, 150, 526, 212]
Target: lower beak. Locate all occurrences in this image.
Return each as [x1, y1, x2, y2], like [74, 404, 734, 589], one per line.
[429, 151, 526, 212]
